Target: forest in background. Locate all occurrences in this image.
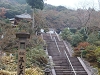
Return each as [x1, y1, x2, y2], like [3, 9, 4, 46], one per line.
[0, 0, 100, 74]
[0, 0, 100, 31]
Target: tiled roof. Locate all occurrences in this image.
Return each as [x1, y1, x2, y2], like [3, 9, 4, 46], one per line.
[9, 18, 15, 21]
[15, 13, 31, 19]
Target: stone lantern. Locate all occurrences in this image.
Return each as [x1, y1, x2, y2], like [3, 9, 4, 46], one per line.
[16, 33, 30, 75]
[44, 65, 51, 75]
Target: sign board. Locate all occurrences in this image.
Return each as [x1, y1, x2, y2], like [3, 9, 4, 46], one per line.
[17, 50, 26, 75]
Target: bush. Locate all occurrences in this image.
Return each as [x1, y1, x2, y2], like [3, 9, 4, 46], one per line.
[1, 56, 17, 71]
[60, 28, 72, 41]
[25, 68, 43, 75]
[94, 41, 100, 46]
[97, 58, 100, 68]
[0, 70, 10, 75]
[70, 28, 77, 34]
[73, 42, 89, 58]
[71, 32, 83, 47]
[79, 27, 88, 41]
[77, 42, 90, 49]
[86, 32, 98, 44]
[84, 45, 97, 62]
[85, 45, 96, 51]
[0, 67, 43, 75]
[86, 50, 97, 62]
[73, 50, 81, 57]
[26, 48, 48, 68]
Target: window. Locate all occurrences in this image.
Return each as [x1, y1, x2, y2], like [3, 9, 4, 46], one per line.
[20, 42, 25, 49]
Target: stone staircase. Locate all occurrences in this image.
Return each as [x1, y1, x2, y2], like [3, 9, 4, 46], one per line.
[42, 33, 89, 75]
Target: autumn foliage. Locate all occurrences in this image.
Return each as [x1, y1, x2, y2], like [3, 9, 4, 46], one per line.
[74, 42, 90, 51]
[0, 7, 7, 18]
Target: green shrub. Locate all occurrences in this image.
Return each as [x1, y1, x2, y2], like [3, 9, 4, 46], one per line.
[70, 28, 77, 34]
[60, 28, 72, 41]
[26, 48, 48, 67]
[25, 68, 43, 75]
[86, 50, 97, 62]
[0, 70, 10, 75]
[97, 58, 100, 68]
[82, 50, 87, 58]
[0, 67, 43, 75]
[85, 45, 97, 62]
[94, 41, 100, 46]
[71, 32, 83, 47]
[86, 33, 98, 44]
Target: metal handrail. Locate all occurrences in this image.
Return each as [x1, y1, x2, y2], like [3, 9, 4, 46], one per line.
[50, 33, 53, 40]
[54, 37, 61, 55]
[55, 32, 61, 41]
[63, 41, 73, 57]
[54, 34, 77, 75]
[64, 50, 77, 75]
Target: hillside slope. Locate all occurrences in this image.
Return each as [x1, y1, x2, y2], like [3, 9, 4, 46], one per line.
[0, 1, 100, 30]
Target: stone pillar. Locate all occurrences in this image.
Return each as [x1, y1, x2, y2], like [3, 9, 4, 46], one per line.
[16, 33, 30, 75]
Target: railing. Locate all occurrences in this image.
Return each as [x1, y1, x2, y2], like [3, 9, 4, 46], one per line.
[78, 57, 92, 75]
[63, 41, 73, 57]
[55, 32, 61, 41]
[64, 50, 77, 75]
[53, 34, 77, 75]
[42, 33, 92, 75]
[50, 33, 53, 40]
[81, 58, 99, 75]
[54, 37, 61, 55]
[49, 56, 56, 75]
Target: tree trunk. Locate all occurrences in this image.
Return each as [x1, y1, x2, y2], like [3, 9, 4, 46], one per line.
[32, 8, 35, 29]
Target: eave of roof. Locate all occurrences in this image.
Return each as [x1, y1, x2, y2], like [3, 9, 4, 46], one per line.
[15, 13, 32, 19]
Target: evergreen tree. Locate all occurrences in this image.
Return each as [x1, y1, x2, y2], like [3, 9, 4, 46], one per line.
[26, 0, 44, 29]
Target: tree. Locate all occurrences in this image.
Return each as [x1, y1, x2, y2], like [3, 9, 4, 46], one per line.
[95, 47, 100, 67]
[60, 28, 72, 42]
[79, 27, 88, 41]
[0, 7, 7, 18]
[56, 6, 67, 11]
[71, 32, 83, 47]
[75, 8, 93, 36]
[86, 32, 98, 44]
[15, 0, 26, 4]
[26, 0, 44, 29]
[85, 45, 97, 62]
